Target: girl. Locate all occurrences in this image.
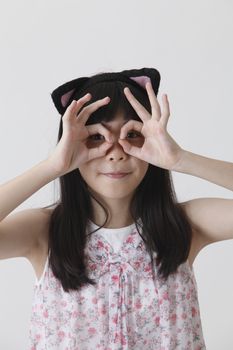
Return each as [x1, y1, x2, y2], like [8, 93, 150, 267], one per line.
[0, 67, 232, 349]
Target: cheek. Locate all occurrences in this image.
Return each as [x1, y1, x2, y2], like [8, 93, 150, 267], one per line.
[78, 164, 93, 184]
[137, 160, 149, 176]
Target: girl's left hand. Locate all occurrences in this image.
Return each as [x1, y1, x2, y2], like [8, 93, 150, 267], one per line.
[118, 81, 185, 171]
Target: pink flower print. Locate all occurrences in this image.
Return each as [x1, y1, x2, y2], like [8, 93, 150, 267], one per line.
[60, 300, 67, 307]
[121, 333, 127, 345]
[145, 263, 152, 272]
[126, 235, 134, 243]
[90, 263, 97, 271]
[135, 299, 142, 309]
[88, 327, 97, 335]
[170, 313, 177, 325]
[97, 240, 104, 249]
[114, 331, 119, 343]
[112, 313, 118, 324]
[186, 291, 191, 300]
[155, 316, 160, 326]
[159, 298, 163, 305]
[192, 306, 197, 317]
[43, 310, 49, 318]
[181, 312, 187, 320]
[162, 291, 169, 301]
[57, 330, 66, 340]
[92, 297, 98, 304]
[134, 261, 141, 269]
[35, 334, 41, 342]
[100, 307, 107, 315]
[111, 274, 119, 283]
[72, 311, 78, 318]
[144, 288, 149, 293]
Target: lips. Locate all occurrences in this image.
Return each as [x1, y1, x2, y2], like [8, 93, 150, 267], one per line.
[102, 172, 130, 179]
[104, 172, 129, 175]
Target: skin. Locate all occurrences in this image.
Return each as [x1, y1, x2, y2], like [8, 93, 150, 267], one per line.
[78, 112, 149, 228]
[77, 81, 185, 228]
[50, 81, 185, 228]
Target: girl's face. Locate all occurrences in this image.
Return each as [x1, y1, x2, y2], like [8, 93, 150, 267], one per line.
[78, 112, 149, 201]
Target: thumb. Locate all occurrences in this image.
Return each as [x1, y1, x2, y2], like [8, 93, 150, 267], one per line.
[88, 141, 113, 160]
[118, 139, 141, 158]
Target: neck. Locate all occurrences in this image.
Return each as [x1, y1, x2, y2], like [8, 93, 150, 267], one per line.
[90, 194, 134, 229]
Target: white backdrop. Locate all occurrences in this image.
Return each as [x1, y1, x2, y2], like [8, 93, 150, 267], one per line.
[0, 0, 233, 348]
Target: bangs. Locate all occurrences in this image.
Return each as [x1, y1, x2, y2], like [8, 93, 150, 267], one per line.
[73, 80, 151, 126]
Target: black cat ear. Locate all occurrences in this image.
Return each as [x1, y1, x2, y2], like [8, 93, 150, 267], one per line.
[51, 77, 89, 115]
[51, 68, 161, 115]
[121, 67, 161, 95]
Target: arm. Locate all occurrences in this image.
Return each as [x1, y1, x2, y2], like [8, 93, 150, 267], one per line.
[0, 160, 60, 260]
[0, 160, 58, 222]
[174, 150, 233, 244]
[174, 150, 233, 192]
[122, 84, 233, 245]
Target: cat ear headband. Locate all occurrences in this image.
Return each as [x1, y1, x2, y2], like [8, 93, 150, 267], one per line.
[51, 67, 161, 115]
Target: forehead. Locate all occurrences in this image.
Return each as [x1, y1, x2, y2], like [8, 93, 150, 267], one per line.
[100, 111, 134, 128]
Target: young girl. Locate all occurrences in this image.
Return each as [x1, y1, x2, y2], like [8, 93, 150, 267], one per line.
[0, 67, 232, 349]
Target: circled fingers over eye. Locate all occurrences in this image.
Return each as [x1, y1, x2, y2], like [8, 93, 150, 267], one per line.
[119, 120, 143, 139]
[75, 97, 110, 125]
[85, 123, 113, 143]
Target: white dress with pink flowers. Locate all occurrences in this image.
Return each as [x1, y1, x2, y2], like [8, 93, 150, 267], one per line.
[29, 220, 206, 349]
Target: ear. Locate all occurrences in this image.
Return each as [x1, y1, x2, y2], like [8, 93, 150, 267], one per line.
[51, 77, 89, 115]
[129, 76, 151, 89]
[121, 67, 161, 95]
[61, 89, 75, 108]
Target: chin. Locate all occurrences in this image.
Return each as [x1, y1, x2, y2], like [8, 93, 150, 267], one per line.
[89, 186, 134, 200]
[97, 190, 133, 200]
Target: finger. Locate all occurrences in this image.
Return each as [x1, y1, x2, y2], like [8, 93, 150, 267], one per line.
[86, 123, 113, 143]
[145, 81, 161, 120]
[119, 120, 143, 139]
[160, 94, 170, 128]
[88, 141, 113, 160]
[123, 87, 150, 122]
[76, 97, 110, 125]
[62, 93, 92, 122]
[118, 139, 142, 158]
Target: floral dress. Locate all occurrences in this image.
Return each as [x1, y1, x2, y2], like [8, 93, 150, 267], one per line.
[29, 220, 206, 350]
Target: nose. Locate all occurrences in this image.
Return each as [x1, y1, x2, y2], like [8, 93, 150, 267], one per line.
[106, 139, 127, 161]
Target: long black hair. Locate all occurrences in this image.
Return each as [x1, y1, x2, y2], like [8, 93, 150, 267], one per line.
[44, 72, 193, 293]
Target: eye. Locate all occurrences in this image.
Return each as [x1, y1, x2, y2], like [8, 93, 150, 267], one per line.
[89, 134, 105, 141]
[127, 131, 142, 138]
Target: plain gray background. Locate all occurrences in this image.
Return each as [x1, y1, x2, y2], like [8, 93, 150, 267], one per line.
[0, 0, 233, 348]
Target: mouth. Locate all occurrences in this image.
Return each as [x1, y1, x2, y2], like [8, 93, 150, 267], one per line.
[102, 172, 130, 179]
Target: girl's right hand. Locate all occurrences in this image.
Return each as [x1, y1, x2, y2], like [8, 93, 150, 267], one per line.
[47, 93, 113, 176]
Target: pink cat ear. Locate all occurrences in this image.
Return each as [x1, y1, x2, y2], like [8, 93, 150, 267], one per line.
[129, 76, 151, 89]
[61, 89, 75, 107]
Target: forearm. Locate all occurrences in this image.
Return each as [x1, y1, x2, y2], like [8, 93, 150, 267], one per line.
[0, 159, 59, 222]
[173, 150, 233, 192]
